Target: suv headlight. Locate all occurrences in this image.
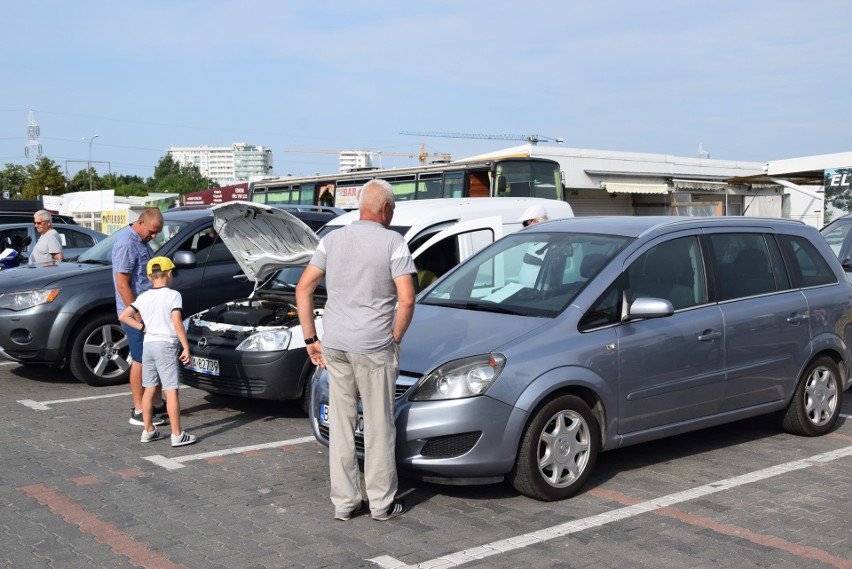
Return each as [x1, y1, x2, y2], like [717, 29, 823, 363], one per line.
[235, 329, 292, 352]
[0, 288, 61, 311]
[410, 353, 506, 401]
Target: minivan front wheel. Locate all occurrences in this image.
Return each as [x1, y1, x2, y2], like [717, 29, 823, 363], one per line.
[68, 314, 132, 387]
[782, 356, 842, 436]
[509, 394, 600, 501]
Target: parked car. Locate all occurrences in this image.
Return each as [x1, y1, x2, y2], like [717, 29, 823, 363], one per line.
[0, 222, 106, 265]
[180, 198, 573, 412]
[0, 211, 77, 225]
[311, 216, 851, 501]
[819, 213, 852, 279]
[0, 207, 286, 386]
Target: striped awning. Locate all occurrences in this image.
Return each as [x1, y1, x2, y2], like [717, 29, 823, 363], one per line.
[604, 182, 669, 194]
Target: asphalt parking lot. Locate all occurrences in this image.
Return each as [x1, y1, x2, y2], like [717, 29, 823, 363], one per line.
[1, 359, 850, 569]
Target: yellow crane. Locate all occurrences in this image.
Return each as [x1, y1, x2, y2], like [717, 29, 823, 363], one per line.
[282, 143, 451, 165]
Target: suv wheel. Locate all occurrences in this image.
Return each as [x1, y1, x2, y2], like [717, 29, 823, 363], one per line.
[68, 313, 132, 387]
[782, 355, 842, 436]
[509, 394, 600, 501]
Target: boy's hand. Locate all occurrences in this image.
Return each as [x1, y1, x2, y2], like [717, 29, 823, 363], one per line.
[179, 348, 190, 364]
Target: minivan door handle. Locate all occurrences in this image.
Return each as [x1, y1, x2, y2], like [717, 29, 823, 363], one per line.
[697, 330, 722, 342]
[786, 313, 809, 324]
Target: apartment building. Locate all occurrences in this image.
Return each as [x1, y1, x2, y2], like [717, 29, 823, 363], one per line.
[168, 142, 273, 185]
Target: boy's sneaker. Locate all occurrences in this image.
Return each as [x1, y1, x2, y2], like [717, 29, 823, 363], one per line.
[334, 500, 368, 521]
[372, 499, 406, 521]
[129, 409, 165, 427]
[140, 429, 164, 443]
[171, 431, 197, 447]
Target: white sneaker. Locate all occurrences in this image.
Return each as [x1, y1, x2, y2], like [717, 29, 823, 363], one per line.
[171, 431, 197, 447]
[140, 429, 164, 443]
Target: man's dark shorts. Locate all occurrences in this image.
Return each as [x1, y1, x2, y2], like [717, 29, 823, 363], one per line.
[121, 323, 144, 363]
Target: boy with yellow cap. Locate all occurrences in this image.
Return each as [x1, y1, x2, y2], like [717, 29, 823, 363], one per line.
[118, 256, 196, 446]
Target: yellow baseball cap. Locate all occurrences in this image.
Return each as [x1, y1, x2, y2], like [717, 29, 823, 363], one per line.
[147, 256, 175, 275]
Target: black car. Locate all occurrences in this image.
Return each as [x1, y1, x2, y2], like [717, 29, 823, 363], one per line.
[0, 205, 337, 387]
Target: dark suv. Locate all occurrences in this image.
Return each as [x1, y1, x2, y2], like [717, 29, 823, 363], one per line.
[0, 207, 290, 386]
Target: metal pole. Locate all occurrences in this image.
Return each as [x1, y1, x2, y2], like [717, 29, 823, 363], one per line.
[84, 134, 99, 191]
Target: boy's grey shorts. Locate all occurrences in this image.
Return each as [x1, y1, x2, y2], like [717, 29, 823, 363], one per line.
[142, 341, 181, 390]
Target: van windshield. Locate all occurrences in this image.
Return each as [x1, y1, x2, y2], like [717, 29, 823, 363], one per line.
[421, 232, 629, 318]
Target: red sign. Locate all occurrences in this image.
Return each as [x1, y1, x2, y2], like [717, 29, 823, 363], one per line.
[182, 183, 250, 206]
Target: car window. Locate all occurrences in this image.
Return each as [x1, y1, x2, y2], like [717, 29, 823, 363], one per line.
[0, 227, 30, 251]
[627, 236, 707, 310]
[777, 234, 837, 288]
[56, 227, 95, 249]
[820, 220, 852, 257]
[709, 233, 777, 301]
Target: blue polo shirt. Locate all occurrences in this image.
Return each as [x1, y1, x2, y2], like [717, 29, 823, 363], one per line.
[112, 225, 154, 316]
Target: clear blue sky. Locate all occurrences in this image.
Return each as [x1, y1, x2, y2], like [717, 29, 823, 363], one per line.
[2, 1, 850, 180]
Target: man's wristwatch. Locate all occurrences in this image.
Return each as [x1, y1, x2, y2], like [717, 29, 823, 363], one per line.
[305, 335, 320, 345]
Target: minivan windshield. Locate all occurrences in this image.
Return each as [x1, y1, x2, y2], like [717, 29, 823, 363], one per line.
[421, 231, 629, 318]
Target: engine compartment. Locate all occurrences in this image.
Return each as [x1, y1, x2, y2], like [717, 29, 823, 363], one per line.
[200, 298, 299, 328]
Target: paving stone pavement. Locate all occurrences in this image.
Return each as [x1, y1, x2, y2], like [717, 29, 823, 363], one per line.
[1, 360, 850, 569]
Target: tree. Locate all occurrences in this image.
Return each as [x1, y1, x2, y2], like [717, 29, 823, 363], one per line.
[0, 163, 28, 199]
[67, 167, 103, 193]
[22, 157, 67, 200]
[148, 155, 218, 195]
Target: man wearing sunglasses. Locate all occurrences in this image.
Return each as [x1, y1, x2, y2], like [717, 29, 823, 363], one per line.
[29, 210, 64, 265]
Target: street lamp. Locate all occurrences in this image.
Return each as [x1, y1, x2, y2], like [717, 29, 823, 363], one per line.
[82, 134, 100, 191]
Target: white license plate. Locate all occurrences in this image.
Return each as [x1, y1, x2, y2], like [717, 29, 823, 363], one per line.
[319, 403, 363, 435]
[187, 355, 219, 376]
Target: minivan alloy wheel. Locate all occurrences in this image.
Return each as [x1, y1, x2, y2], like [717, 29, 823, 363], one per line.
[510, 394, 600, 501]
[782, 355, 842, 436]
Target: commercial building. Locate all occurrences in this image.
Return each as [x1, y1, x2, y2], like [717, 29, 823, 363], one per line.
[168, 143, 273, 185]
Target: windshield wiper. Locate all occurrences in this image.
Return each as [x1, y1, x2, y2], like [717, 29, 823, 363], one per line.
[77, 259, 111, 265]
[423, 299, 526, 315]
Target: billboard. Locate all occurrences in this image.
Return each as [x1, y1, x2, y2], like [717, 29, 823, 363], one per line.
[182, 183, 250, 206]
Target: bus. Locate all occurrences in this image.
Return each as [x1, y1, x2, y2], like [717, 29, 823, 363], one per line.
[248, 156, 563, 209]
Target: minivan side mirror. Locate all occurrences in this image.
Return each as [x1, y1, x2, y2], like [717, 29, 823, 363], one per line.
[623, 297, 674, 321]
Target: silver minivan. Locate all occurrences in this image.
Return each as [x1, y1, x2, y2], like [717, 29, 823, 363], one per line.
[311, 216, 851, 501]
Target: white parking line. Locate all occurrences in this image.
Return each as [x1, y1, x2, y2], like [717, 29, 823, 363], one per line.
[17, 385, 188, 411]
[18, 391, 128, 411]
[142, 435, 317, 470]
[368, 445, 852, 569]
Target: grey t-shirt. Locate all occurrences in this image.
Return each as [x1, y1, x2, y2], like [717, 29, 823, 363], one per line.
[29, 229, 63, 264]
[309, 220, 415, 354]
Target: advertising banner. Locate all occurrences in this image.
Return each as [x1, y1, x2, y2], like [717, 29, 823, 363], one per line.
[182, 183, 250, 206]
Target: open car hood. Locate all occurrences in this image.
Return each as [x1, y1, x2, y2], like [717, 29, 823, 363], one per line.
[212, 201, 319, 283]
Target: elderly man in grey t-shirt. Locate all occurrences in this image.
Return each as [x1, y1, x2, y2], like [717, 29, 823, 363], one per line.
[296, 179, 416, 522]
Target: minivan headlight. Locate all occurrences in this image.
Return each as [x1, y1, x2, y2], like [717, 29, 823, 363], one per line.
[0, 288, 61, 310]
[235, 329, 292, 352]
[410, 353, 506, 401]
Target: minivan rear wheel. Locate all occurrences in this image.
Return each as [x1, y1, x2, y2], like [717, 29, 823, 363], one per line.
[509, 394, 600, 501]
[781, 355, 842, 436]
[68, 313, 132, 387]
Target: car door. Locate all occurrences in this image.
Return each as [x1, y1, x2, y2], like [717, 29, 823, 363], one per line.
[615, 234, 726, 433]
[707, 231, 812, 411]
[169, 225, 254, 315]
[409, 216, 504, 289]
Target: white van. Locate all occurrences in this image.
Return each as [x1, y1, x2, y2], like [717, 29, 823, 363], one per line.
[319, 197, 574, 289]
[181, 198, 572, 408]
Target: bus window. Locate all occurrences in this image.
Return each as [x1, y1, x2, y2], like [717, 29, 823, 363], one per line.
[300, 183, 316, 205]
[389, 176, 416, 201]
[468, 170, 490, 198]
[267, 188, 297, 204]
[417, 175, 442, 199]
[532, 161, 561, 200]
[251, 188, 267, 203]
[443, 172, 464, 198]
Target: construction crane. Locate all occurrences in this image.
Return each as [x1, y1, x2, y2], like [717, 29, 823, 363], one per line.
[282, 144, 451, 165]
[400, 131, 564, 145]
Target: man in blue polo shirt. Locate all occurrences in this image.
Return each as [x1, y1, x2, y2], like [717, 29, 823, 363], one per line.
[112, 207, 166, 427]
